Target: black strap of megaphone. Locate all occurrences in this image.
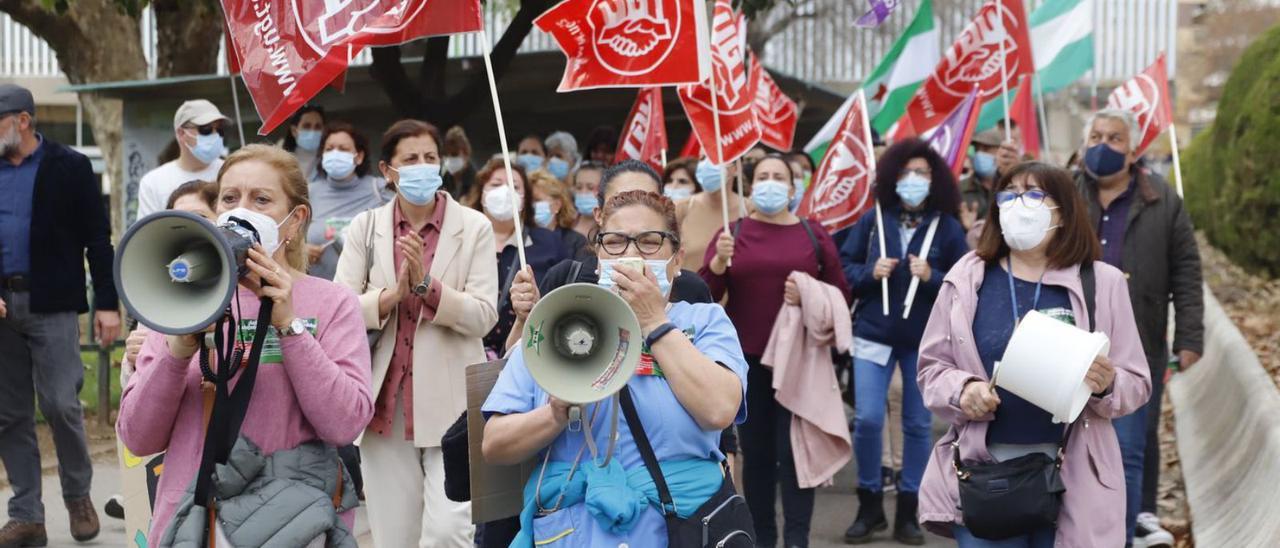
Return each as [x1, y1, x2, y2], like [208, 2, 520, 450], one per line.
[192, 297, 274, 510]
[619, 387, 676, 516]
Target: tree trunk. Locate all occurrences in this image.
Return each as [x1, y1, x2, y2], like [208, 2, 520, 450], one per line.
[0, 0, 147, 240]
[152, 0, 223, 77]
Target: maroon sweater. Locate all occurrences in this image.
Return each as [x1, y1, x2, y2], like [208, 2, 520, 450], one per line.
[699, 218, 852, 356]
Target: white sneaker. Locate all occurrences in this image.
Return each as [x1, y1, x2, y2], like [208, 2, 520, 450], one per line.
[1135, 512, 1174, 548]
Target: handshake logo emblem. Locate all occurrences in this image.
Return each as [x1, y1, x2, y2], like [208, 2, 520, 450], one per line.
[590, 0, 679, 75]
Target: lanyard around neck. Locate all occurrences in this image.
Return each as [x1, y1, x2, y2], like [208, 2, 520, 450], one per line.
[1006, 257, 1045, 329]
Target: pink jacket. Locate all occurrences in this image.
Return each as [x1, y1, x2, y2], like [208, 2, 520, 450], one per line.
[762, 272, 853, 488]
[916, 253, 1150, 547]
[117, 277, 375, 543]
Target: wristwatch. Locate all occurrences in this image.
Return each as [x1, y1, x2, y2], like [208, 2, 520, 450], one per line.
[278, 317, 308, 338]
[412, 274, 433, 296]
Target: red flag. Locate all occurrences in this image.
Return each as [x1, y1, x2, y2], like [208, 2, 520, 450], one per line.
[750, 58, 799, 151]
[677, 0, 761, 165]
[796, 90, 876, 233]
[1106, 53, 1173, 155]
[535, 0, 711, 92]
[220, 0, 482, 135]
[893, 0, 1033, 140]
[1010, 75, 1039, 158]
[679, 131, 702, 158]
[615, 88, 668, 172]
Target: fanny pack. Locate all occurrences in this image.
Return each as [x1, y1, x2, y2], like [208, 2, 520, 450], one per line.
[619, 387, 755, 547]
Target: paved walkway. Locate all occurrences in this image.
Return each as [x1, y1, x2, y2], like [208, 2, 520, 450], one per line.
[2, 448, 949, 547]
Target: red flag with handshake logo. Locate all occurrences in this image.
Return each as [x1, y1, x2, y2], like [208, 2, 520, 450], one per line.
[750, 58, 799, 152]
[615, 88, 668, 172]
[1107, 53, 1173, 155]
[677, 0, 761, 165]
[892, 0, 1032, 140]
[221, 0, 482, 134]
[796, 90, 876, 233]
[536, 0, 712, 91]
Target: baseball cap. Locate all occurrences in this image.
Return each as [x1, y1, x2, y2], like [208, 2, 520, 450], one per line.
[173, 99, 230, 131]
[0, 84, 36, 116]
[971, 128, 1004, 148]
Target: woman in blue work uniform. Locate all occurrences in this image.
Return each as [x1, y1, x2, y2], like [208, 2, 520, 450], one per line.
[482, 190, 749, 547]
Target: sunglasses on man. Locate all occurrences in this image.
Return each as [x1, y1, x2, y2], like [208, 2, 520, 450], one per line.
[183, 123, 225, 137]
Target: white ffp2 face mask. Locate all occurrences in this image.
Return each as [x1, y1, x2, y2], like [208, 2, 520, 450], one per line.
[999, 201, 1059, 251]
[217, 206, 298, 254]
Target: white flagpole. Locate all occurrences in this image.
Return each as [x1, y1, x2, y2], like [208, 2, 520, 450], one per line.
[875, 201, 890, 316]
[1034, 73, 1052, 159]
[228, 75, 246, 148]
[902, 216, 939, 319]
[479, 29, 526, 269]
[1168, 124, 1184, 198]
[661, 148, 667, 167]
[998, 13, 1013, 141]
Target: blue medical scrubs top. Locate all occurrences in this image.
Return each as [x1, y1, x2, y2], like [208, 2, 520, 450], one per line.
[483, 301, 748, 547]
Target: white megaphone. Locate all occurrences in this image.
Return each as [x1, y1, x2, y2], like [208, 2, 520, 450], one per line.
[522, 283, 642, 404]
[114, 210, 261, 335]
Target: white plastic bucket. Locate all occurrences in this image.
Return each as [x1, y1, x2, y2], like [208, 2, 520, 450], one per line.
[992, 310, 1110, 423]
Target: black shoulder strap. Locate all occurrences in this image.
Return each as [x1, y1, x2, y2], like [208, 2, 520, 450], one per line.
[618, 387, 675, 516]
[799, 219, 824, 277]
[567, 260, 583, 284]
[1081, 262, 1097, 332]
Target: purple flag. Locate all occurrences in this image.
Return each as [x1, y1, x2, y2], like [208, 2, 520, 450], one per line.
[856, 0, 901, 28]
[926, 85, 981, 177]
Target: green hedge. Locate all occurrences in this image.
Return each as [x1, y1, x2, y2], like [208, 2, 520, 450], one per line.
[1183, 24, 1280, 277]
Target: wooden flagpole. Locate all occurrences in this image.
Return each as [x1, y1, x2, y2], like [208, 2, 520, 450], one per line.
[479, 29, 526, 269]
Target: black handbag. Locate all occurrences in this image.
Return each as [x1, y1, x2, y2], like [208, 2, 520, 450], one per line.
[619, 388, 755, 548]
[952, 425, 1073, 540]
[952, 262, 1099, 540]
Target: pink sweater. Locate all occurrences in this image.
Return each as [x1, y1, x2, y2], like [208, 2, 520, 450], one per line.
[761, 273, 853, 488]
[116, 276, 374, 543]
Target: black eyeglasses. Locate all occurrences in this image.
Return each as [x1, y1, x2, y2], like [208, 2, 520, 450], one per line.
[995, 189, 1048, 209]
[185, 123, 225, 137]
[595, 231, 679, 256]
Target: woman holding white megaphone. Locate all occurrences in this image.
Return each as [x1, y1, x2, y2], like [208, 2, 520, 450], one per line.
[916, 163, 1150, 548]
[483, 190, 753, 547]
[117, 145, 375, 544]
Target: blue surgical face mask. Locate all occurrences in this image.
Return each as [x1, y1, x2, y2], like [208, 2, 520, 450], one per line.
[789, 177, 808, 212]
[547, 157, 571, 180]
[517, 154, 544, 173]
[597, 257, 674, 297]
[896, 172, 931, 208]
[191, 132, 223, 165]
[574, 193, 599, 215]
[296, 129, 322, 152]
[695, 159, 723, 193]
[394, 163, 443, 205]
[1084, 143, 1128, 178]
[751, 180, 791, 215]
[534, 200, 555, 228]
[321, 150, 356, 180]
[972, 151, 997, 179]
[664, 187, 693, 201]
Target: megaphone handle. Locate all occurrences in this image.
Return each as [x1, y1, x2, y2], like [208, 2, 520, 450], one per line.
[567, 405, 582, 432]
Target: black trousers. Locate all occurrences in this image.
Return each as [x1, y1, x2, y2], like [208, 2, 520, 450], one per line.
[739, 357, 814, 548]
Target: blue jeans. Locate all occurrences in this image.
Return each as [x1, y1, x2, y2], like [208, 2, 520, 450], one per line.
[853, 347, 931, 492]
[1113, 400, 1149, 543]
[954, 525, 1054, 547]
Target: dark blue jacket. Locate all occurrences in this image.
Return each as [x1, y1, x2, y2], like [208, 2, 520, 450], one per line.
[840, 206, 968, 348]
[24, 139, 116, 313]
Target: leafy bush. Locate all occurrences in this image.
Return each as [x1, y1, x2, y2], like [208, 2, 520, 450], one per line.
[1183, 24, 1280, 277]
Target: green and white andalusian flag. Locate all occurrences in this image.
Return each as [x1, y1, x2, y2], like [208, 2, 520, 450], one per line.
[976, 0, 1095, 130]
[805, 0, 938, 159]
